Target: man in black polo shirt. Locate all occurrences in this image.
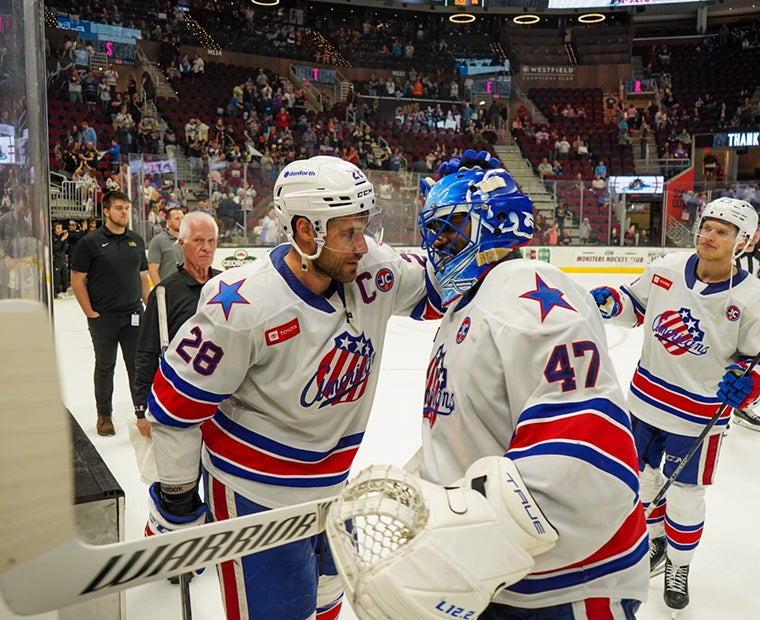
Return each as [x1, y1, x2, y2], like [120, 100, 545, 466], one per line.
[134, 211, 220, 440]
[71, 191, 150, 436]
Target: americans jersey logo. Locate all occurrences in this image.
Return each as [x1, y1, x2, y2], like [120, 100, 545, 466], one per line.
[300, 330, 375, 408]
[423, 345, 455, 427]
[651, 307, 709, 357]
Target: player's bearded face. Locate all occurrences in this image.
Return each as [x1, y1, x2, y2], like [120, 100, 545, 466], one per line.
[314, 214, 371, 282]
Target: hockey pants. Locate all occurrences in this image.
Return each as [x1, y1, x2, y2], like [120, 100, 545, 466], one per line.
[633, 417, 722, 567]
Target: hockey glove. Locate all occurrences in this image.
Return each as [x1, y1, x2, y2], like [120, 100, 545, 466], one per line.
[717, 363, 760, 410]
[146, 482, 208, 575]
[590, 286, 622, 319]
[460, 456, 557, 558]
[146, 481, 208, 534]
[327, 459, 556, 620]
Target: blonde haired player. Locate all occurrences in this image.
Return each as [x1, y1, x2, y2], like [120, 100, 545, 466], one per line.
[591, 197, 760, 612]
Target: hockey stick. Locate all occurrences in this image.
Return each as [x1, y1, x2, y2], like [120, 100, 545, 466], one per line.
[157, 285, 170, 354]
[179, 573, 193, 620]
[0, 300, 335, 614]
[1, 494, 335, 614]
[157, 286, 193, 620]
[645, 350, 760, 517]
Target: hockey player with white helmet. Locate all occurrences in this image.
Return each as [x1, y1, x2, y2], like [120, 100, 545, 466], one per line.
[144, 155, 443, 619]
[591, 196, 760, 612]
[733, 219, 760, 429]
[327, 151, 648, 620]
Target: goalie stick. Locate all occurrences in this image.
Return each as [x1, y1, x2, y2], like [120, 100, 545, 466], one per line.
[1, 495, 335, 614]
[0, 300, 335, 614]
[645, 350, 760, 518]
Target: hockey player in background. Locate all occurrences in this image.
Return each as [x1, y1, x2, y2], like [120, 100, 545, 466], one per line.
[735, 221, 760, 277]
[332, 154, 648, 620]
[591, 197, 760, 612]
[733, 222, 760, 429]
[144, 156, 442, 619]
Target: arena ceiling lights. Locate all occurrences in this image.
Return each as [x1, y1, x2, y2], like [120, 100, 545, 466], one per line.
[578, 13, 606, 23]
[251, 0, 279, 6]
[513, 14, 540, 25]
[449, 13, 476, 23]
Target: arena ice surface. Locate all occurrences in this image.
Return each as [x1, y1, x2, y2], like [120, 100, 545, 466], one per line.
[2, 272, 759, 620]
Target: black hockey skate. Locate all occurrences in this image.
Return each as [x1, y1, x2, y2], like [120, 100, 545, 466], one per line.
[664, 559, 689, 610]
[649, 536, 667, 577]
[733, 408, 760, 431]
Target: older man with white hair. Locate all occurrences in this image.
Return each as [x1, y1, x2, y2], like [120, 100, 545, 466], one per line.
[134, 211, 220, 439]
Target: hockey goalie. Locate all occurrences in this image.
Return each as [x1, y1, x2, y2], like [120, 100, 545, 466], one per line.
[326, 153, 649, 619]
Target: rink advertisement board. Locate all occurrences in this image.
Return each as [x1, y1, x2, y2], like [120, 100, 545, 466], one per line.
[209, 245, 688, 275]
[527, 246, 688, 273]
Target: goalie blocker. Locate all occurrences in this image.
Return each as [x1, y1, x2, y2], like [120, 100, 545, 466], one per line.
[327, 457, 557, 620]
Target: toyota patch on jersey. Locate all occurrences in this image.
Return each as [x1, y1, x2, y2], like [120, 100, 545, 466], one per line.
[265, 318, 301, 345]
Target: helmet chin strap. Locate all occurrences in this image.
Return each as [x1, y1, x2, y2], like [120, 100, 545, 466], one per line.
[287, 233, 325, 271]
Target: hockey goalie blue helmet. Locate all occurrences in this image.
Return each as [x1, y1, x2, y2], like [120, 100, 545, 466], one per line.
[418, 167, 533, 305]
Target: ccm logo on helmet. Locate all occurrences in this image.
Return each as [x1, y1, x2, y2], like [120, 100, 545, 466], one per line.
[357, 188, 373, 198]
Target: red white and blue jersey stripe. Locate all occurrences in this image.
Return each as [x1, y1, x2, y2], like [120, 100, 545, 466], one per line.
[149, 240, 442, 509]
[597, 252, 760, 437]
[419, 259, 649, 608]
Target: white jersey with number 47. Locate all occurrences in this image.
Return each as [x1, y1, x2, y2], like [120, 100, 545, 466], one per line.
[419, 258, 649, 609]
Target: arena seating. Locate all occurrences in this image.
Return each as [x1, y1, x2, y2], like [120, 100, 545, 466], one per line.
[520, 87, 635, 179]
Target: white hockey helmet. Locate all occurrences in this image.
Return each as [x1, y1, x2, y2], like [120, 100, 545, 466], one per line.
[698, 197, 758, 242]
[273, 156, 380, 242]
